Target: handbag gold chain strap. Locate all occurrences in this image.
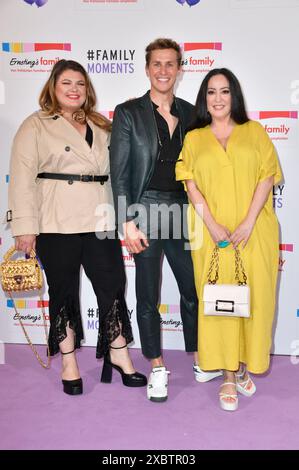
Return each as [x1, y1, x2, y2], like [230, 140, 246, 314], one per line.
[234, 247, 247, 285]
[9, 291, 51, 369]
[1, 246, 51, 369]
[207, 246, 220, 284]
[207, 246, 247, 285]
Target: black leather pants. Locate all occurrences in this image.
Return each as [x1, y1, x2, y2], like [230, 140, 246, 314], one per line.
[134, 190, 198, 359]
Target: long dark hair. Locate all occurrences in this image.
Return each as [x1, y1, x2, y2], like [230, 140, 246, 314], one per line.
[187, 68, 249, 131]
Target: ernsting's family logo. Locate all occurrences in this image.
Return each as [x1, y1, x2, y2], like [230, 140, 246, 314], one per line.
[249, 111, 298, 142]
[1, 42, 71, 75]
[180, 42, 222, 74]
[23, 0, 48, 6]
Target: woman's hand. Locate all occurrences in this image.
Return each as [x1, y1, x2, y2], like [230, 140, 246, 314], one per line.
[230, 218, 255, 249]
[230, 176, 273, 248]
[15, 235, 36, 254]
[207, 221, 231, 245]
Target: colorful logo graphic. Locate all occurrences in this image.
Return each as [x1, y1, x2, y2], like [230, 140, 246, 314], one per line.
[159, 304, 180, 314]
[6, 298, 49, 325]
[279, 243, 294, 252]
[176, 0, 201, 6]
[159, 304, 183, 331]
[23, 0, 48, 6]
[2, 43, 71, 53]
[180, 42, 222, 74]
[181, 42, 222, 52]
[2, 42, 71, 75]
[249, 111, 298, 142]
[7, 299, 49, 309]
[279, 243, 294, 272]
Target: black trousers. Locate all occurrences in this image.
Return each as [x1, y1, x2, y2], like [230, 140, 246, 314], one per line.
[36, 232, 133, 358]
[134, 190, 198, 359]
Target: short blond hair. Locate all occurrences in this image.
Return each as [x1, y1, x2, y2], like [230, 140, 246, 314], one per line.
[145, 38, 182, 67]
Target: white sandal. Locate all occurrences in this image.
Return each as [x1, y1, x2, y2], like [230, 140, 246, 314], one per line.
[219, 381, 238, 411]
[235, 367, 256, 397]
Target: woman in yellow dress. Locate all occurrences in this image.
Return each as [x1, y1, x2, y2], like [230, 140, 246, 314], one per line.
[176, 68, 282, 411]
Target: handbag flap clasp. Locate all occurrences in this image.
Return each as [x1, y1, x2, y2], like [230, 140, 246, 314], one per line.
[203, 284, 250, 304]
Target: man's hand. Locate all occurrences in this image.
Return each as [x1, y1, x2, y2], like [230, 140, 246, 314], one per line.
[123, 221, 149, 254]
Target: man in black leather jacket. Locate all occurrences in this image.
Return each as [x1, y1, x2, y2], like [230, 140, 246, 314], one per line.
[110, 38, 221, 402]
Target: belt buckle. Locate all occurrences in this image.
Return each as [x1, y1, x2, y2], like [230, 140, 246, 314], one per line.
[6, 210, 12, 222]
[80, 174, 92, 182]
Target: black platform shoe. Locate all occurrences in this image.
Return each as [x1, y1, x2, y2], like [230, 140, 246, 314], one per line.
[61, 349, 83, 395]
[62, 377, 83, 395]
[100, 345, 147, 387]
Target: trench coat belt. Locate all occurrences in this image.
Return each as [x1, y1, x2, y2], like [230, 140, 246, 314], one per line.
[37, 172, 109, 185]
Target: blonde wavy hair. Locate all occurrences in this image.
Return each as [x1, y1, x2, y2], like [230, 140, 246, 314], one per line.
[39, 59, 112, 132]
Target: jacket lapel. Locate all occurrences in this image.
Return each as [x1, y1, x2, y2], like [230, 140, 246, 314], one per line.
[139, 92, 159, 165]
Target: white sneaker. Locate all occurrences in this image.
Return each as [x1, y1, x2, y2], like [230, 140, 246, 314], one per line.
[147, 366, 170, 402]
[193, 364, 222, 383]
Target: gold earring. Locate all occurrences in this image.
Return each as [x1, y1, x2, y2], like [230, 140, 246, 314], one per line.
[72, 108, 86, 124]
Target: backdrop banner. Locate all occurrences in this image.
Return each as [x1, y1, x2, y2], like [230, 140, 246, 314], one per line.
[0, 0, 298, 356]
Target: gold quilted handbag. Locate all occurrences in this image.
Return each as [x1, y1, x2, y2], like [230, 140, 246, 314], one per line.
[0, 246, 42, 292]
[0, 246, 50, 369]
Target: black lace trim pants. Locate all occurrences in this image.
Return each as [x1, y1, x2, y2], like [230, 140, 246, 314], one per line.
[36, 232, 133, 358]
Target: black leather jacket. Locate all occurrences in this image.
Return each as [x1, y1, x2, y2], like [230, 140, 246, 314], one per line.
[110, 91, 194, 227]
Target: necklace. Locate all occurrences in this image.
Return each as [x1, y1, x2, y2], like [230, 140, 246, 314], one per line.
[150, 99, 183, 163]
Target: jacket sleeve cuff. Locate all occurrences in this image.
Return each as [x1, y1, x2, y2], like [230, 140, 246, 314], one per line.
[10, 217, 40, 237]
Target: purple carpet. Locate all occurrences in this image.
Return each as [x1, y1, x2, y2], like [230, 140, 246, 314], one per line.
[0, 344, 298, 450]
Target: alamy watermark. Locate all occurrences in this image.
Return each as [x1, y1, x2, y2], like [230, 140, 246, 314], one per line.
[95, 197, 203, 250]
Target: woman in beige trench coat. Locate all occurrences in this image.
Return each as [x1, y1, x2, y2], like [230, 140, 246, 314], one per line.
[8, 59, 147, 395]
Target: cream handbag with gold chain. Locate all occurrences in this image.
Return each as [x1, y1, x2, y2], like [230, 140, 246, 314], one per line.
[203, 246, 250, 318]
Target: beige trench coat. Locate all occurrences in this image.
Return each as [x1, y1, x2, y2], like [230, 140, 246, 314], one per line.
[8, 110, 115, 236]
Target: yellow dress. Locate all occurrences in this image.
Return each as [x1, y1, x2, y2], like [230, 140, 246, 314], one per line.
[176, 120, 282, 374]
